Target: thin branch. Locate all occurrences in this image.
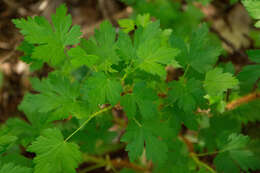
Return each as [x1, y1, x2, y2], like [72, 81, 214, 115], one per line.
[183, 64, 190, 78]
[179, 134, 194, 153]
[226, 92, 260, 110]
[80, 163, 106, 173]
[82, 154, 147, 172]
[180, 134, 216, 173]
[196, 150, 220, 157]
[133, 117, 142, 127]
[190, 153, 217, 173]
[110, 159, 146, 172]
[64, 106, 113, 142]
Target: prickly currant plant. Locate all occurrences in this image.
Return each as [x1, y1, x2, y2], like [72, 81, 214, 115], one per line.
[0, 1, 260, 173]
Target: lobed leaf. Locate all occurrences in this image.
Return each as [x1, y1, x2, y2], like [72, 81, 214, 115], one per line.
[13, 4, 82, 66]
[0, 163, 32, 173]
[204, 68, 238, 97]
[27, 128, 82, 173]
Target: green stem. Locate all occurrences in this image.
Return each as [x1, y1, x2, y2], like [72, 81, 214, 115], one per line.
[80, 163, 106, 173]
[65, 61, 134, 142]
[121, 72, 128, 84]
[196, 147, 235, 157]
[121, 61, 138, 85]
[83, 154, 104, 163]
[190, 153, 216, 173]
[183, 64, 190, 78]
[196, 150, 220, 157]
[82, 154, 115, 173]
[64, 106, 113, 142]
[133, 117, 142, 127]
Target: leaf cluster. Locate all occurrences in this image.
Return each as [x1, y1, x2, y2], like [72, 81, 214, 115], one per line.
[1, 2, 260, 173]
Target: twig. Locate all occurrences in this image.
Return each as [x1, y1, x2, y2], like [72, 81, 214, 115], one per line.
[64, 106, 113, 142]
[226, 92, 260, 110]
[183, 64, 190, 78]
[196, 150, 219, 157]
[133, 117, 142, 127]
[82, 154, 147, 172]
[111, 159, 146, 172]
[81, 163, 106, 173]
[179, 134, 194, 153]
[190, 153, 217, 173]
[180, 134, 216, 173]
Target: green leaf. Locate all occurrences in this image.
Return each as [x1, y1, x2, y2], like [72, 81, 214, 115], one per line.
[134, 21, 161, 49]
[169, 78, 205, 113]
[133, 21, 179, 78]
[247, 49, 260, 63]
[32, 42, 67, 66]
[219, 62, 235, 74]
[17, 41, 43, 71]
[214, 134, 260, 173]
[224, 99, 260, 124]
[204, 68, 239, 97]
[154, 139, 192, 173]
[0, 153, 33, 168]
[136, 14, 151, 27]
[145, 134, 168, 164]
[73, 119, 116, 154]
[116, 31, 136, 61]
[136, 39, 179, 78]
[160, 29, 172, 46]
[170, 106, 198, 131]
[19, 74, 81, 121]
[120, 81, 158, 119]
[220, 133, 249, 150]
[118, 19, 135, 33]
[237, 65, 260, 94]
[68, 46, 98, 69]
[164, 108, 182, 137]
[121, 118, 171, 164]
[13, 4, 82, 66]
[199, 116, 241, 151]
[195, 0, 212, 5]
[12, 16, 53, 44]
[170, 24, 221, 73]
[214, 152, 240, 173]
[83, 72, 122, 112]
[27, 128, 82, 173]
[230, 0, 239, 5]
[0, 163, 32, 173]
[121, 121, 144, 161]
[5, 111, 50, 146]
[120, 168, 136, 173]
[242, 0, 260, 27]
[0, 134, 17, 154]
[51, 4, 81, 45]
[80, 21, 119, 72]
[120, 94, 136, 118]
[256, 21, 260, 28]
